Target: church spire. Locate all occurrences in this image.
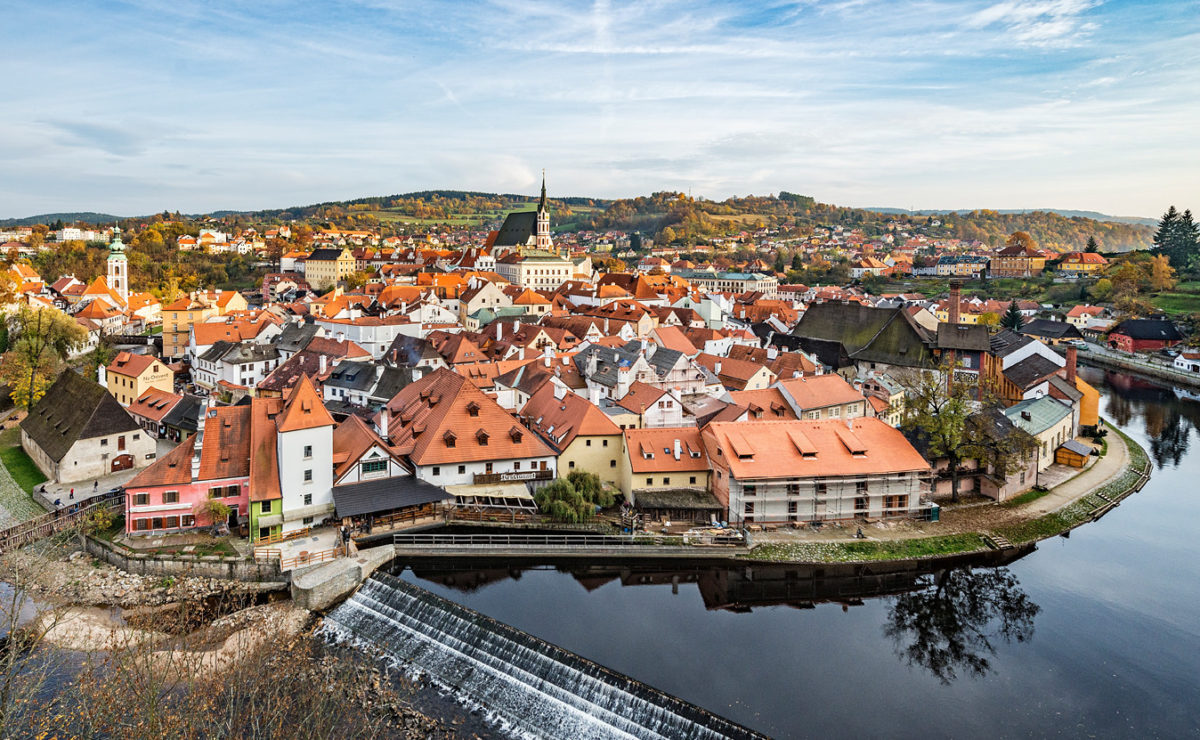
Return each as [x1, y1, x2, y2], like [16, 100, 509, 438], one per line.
[538, 169, 547, 213]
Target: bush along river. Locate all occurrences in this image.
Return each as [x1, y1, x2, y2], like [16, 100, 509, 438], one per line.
[330, 367, 1200, 739]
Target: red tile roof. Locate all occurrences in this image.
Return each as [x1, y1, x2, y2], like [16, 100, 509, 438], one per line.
[624, 427, 709, 473]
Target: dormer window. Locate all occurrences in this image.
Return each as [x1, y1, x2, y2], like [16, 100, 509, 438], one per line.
[466, 401, 480, 417]
[443, 431, 457, 448]
[509, 426, 523, 443]
[476, 429, 489, 446]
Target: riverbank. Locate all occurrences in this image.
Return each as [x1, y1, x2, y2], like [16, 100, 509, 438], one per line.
[743, 422, 1151, 564]
[0, 539, 459, 738]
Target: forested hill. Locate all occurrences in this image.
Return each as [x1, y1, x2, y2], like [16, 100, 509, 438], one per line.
[580, 192, 1154, 252]
[4, 191, 1154, 252]
[0, 212, 122, 227]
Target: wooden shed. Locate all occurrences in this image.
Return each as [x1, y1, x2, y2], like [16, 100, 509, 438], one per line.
[1055, 439, 1092, 468]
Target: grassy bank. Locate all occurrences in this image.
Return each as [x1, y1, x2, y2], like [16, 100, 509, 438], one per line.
[745, 533, 986, 563]
[0, 426, 49, 522]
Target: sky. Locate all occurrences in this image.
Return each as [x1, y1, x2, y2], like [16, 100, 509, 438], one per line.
[2, 0, 1198, 219]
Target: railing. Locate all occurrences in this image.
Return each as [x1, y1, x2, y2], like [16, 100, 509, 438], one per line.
[0, 491, 124, 553]
[254, 545, 341, 570]
[391, 532, 737, 549]
[253, 527, 310, 548]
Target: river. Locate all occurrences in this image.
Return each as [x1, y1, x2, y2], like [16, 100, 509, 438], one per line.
[390, 368, 1200, 738]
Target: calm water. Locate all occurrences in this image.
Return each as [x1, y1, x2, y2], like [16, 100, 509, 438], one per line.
[396, 367, 1200, 738]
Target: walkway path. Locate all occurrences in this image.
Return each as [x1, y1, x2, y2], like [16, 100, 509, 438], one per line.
[1021, 432, 1128, 517]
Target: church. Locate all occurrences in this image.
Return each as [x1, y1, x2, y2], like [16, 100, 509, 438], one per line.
[491, 173, 559, 257]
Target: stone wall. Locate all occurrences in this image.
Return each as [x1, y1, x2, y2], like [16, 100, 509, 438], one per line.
[84, 534, 287, 583]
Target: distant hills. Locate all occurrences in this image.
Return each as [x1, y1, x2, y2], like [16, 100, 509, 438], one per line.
[866, 207, 1158, 227]
[0, 193, 1159, 252]
[0, 212, 123, 228]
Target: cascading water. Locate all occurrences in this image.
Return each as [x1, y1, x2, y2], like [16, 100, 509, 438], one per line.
[322, 572, 764, 740]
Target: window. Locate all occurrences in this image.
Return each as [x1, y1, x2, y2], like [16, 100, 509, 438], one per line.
[458, 465, 466, 474]
[610, 459, 617, 467]
[260, 501, 271, 514]
[182, 515, 195, 527]
[569, 461, 576, 469]
[884, 494, 908, 512]
[855, 496, 868, 512]
[134, 518, 150, 531]
[816, 482, 828, 498]
[432, 466, 440, 476]
[602, 439, 609, 447]
[586, 439, 591, 447]
[303, 445, 313, 459]
[302, 516, 314, 526]
[162, 490, 179, 504]
[787, 501, 798, 514]
[662, 477, 670, 485]
[259, 527, 270, 540]
[787, 483, 800, 496]
[100, 438, 108, 447]
[856, 480, 868, 495]
[744, 502, 754, 514]
[164, 516, 180, 529]
[689, 476, 697, 485]
[361, 459, 387, 475]
[807, 411, 820, 420]
[303, 469, 313, 482]
[133, 434, 140, 440]
[514, 462, 521, 471]
[303, 493, 312, 506]
[485, 463, 493, 474]
[133, 492, 149, 506]
[744, 485, 757, 497]
[646, 477, 653, 486]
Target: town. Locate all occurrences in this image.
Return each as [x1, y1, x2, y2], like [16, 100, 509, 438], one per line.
[1, 183, 1192, 566]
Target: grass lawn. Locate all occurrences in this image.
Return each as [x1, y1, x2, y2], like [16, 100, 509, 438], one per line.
[141, 325, 163, 336]
[1002, 487, 1052, 508]
[0, 427, 47, 495]
[0, 426, 49, 521]
[1150, 291, 1200, 315]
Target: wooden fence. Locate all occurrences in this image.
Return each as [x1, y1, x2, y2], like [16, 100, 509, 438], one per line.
[0, 491, 123, 553]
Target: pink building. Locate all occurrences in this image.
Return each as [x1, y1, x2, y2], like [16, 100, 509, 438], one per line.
[124, 404, 251, 534]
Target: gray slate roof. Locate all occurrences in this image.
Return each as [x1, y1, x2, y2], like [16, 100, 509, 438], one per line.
[1004, 354, 1063, 388]
[332, 476, 451, 518]
[20, 370, 140, 463]
[937, 323, 991, 351]
[1020, 319, 1083, 340]
[492, 211, 537, 247]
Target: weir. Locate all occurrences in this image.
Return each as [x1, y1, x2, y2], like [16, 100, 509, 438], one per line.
[323, 572, 765, 739]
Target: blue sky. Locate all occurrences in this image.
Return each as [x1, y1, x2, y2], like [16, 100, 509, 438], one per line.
[2, 0, 1197, 218]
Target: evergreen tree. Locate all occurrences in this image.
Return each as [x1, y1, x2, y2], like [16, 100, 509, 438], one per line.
[1085, 236, 1099, 253]
[1178, 209, 1199, 269]
[1154, 205, 1181, 263]
[1000, 300, 1024, 331]
[790, 253, 803, 270]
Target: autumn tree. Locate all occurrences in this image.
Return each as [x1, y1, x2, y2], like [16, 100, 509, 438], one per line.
[1090, 277, 1114, 302]
[1149, 254, 1177, 292]
[899, 361, 981, 503]
[0, 306, 87, 408]
[1005, 231, 1036, 252]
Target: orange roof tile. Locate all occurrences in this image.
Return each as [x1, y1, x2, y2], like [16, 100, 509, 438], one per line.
[276, 375, 335, 432]
[521, 384, 621, 452]
[624, 427, 709, 474]
[704, 418, 929, 480]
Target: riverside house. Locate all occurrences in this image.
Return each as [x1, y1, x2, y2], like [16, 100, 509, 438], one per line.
[703, 418, 931, 525]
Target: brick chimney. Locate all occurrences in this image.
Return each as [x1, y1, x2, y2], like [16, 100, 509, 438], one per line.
[1066, 345, 1077, 384]
[948, 280, 961, 325]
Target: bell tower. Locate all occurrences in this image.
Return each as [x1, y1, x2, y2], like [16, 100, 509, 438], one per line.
[106, 226, 129, 304]
[535, 170, 554, 254]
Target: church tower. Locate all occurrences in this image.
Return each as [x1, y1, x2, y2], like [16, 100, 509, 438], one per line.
[535, 171, 554, 254]
[107, 226, 129, 304]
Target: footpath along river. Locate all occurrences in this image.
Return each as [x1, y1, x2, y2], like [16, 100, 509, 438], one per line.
[391, 367, 1200, 738]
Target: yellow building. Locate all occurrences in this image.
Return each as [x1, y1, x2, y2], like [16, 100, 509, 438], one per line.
[619, 427, 710, 499]
[304, 247, 356, 290]
[105, 352, 174, 406]
[1059, 252, 1109, 275]
[161, 289, 248, 360]
[521, 384, 624, 484]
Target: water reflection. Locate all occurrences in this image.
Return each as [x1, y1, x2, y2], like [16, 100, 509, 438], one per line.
[1084, 367, 1200, 469]
[884, 566, 1039, 684]
[397, 546, 1040, 684]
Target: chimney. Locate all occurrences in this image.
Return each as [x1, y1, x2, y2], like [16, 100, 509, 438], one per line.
[714, 361, 722, 376]
[496, 321, 503, 341]
[949, 280, 961, 325]
[674, 439, 682, 461]
[319, 354, 328, 375]
[378, 407, 390, 440]
[589, 386, 602, 406]
[1066, 345, 1077, 384]
[543, 345, 553, 367]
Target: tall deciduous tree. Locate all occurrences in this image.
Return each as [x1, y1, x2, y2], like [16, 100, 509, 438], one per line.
[1149, 254, 1177, 293]
[899, 361, 980, 503]
[1, 306, 87, 409]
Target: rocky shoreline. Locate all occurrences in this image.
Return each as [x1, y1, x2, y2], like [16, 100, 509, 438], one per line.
[0, 542, 465, 738]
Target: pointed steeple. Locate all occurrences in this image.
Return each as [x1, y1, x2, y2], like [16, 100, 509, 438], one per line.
[538, 169, 547, 213]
